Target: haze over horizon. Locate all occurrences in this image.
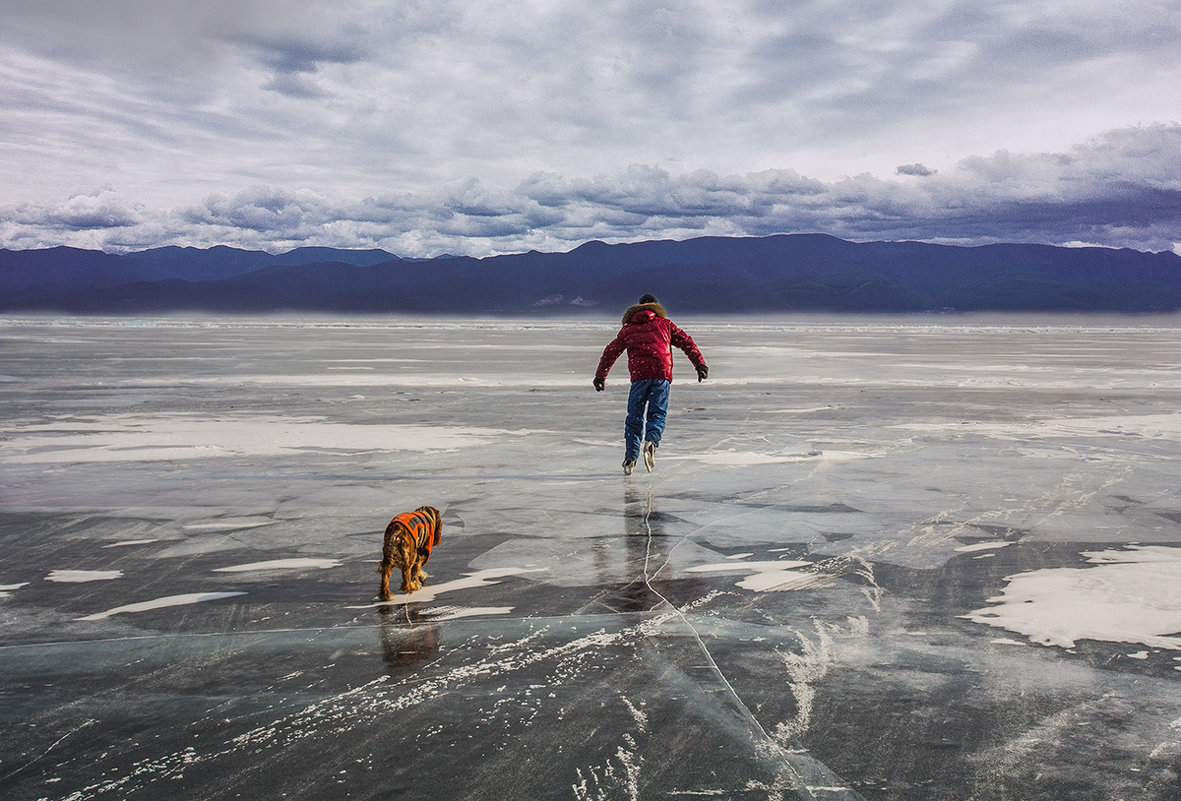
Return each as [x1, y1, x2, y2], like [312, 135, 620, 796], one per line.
[2, 1, 1179, 258]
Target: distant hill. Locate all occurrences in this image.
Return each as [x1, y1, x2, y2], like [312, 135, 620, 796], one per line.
[2, 235, 1180, 314]
[0, 245, 400, 300]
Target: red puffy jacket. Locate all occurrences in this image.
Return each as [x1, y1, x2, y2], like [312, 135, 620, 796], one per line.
[596, 302, 706, 383]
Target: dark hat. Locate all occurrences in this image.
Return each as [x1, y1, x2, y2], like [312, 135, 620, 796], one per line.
[638, 294, 658, 304]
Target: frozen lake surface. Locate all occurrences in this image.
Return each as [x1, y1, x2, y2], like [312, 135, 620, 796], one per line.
[2, 315, 1180, 800]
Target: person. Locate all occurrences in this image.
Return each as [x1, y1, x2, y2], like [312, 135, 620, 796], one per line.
[594, 294, 708, 474]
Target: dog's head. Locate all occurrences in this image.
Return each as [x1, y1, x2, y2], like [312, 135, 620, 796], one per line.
[416, 505, 442, 546]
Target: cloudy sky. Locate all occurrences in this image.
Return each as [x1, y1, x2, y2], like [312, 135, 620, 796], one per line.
[2, 0, 1179, 257]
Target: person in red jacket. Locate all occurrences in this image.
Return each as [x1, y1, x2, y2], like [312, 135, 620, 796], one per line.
[594, 294, 708, 474]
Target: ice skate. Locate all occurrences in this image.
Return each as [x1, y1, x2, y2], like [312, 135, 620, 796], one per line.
[623, 458, 636, 475]
[643, 440, 656, 472]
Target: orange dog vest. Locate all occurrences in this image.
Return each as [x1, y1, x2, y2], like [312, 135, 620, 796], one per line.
[392, 510, 438, 563]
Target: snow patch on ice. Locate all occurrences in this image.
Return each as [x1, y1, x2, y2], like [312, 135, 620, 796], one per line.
[183, 520, 275, 532]
[687, 560, 812, 574]
[78, 591, 247, 620]
[670, 449, 878, 466]
[962, 545, 1181, 650]
[900, 413, 1181, 443]
[429, 606, 515, 621]
[686, 560, 829, 592]
[213, 558, 342, 573]
[955, 541, 1012, 553]
[101, 539, 160, 548]
[47, 569, 123, 583]
[357, 567, 546, 607]
[2, 414, 520, 463]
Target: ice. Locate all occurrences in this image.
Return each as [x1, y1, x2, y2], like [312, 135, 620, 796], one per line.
[46, 569, 124, 583]
[2, 314, 1181, 800]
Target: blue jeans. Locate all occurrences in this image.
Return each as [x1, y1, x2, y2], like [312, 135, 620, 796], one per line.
[625, 379, 670, 461]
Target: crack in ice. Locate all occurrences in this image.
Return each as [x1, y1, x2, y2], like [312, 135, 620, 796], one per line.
[635, 480, 865, 801]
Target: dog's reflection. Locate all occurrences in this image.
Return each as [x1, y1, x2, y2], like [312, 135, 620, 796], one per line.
[376, 604, 441, 675]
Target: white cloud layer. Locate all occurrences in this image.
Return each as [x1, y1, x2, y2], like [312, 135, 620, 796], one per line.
[1, 1, 1178, 256]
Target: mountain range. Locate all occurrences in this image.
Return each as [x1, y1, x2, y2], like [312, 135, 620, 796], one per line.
[3, 234, 1180, 315]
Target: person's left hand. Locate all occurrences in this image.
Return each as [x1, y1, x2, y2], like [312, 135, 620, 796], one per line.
[593, 377, 605, 391]
[696, 364, 709, 382]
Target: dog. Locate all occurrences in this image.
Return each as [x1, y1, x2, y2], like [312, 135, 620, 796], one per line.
[376, 506, 442, 601]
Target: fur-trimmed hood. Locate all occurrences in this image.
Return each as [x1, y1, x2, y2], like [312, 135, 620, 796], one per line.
[622, 301, 666, 325]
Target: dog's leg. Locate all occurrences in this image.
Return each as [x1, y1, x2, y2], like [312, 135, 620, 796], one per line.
[411, 556, 428, 588]
[375, 521, 399, 601]
[400, 564, 416, 593]
[398, 534, 419, 593]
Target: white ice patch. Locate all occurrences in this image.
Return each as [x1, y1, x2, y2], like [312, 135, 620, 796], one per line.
[102, 539, 160, 548]
[183, 520, 275, 532]
[213, 558, 342, 573]
[429, 606, 515, 621]
[46, 569, 123, 583]
[899, 412, 1181, 444]
[685, 560, 829, 592]
[356, 567, 546, 607]
[119, 373, 589, 389]
[672, 451, 788, 466]
[954, 541, 1012, 553]
[2, 414, 519, 463]
[669, 449, 877, 466]
[962, 545, 1181, 650]
[77, 591, 247, 621]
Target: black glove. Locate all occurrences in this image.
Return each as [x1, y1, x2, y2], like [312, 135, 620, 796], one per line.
[696, 364, 708, 382]
[593, 377, 605, 391]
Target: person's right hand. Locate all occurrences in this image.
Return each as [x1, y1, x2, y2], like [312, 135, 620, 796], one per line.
[696, 364, 709, 382]
[593, 377, 605, 391]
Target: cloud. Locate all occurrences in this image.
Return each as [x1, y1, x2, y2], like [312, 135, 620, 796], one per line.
[1, 3, 1179, 256]
[896, 163, 936, 177]
[9, 190, 144, 230]
[2, 125, 1178, 257]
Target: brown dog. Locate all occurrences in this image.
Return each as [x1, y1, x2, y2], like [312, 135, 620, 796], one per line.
[376, 506, 442, 601]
